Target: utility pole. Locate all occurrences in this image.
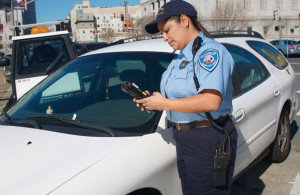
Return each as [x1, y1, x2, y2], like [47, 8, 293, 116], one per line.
[10, 0, 14, 35]
[124, 1, 128, 33]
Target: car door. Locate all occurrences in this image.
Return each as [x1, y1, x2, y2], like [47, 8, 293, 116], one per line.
[225, 44, 281, 174]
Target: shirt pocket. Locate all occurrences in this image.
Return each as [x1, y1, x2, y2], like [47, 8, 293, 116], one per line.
[174, 69, 188, 79]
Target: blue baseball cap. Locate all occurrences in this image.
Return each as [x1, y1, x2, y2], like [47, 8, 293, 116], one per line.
[145, 0, 197, 34]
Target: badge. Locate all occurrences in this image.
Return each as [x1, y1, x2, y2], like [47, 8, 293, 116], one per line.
[199, 49, 219, 72]
[179, 60, 189, 69]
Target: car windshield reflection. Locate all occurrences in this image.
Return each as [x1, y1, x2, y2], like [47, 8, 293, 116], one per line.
[5, 52, 175, 136]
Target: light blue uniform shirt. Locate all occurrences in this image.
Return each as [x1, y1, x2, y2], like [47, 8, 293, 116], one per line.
[160, 32, 234, 123]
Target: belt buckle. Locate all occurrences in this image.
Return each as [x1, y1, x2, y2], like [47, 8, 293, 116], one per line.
[175, 123, 181, 130]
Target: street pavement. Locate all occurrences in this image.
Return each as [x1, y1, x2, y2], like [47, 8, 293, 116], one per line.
[0, 59, 300, 195]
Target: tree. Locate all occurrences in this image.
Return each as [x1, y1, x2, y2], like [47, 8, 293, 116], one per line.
[210, 1, 249, 31]
[100, 28, 115, 43]
[136, 15, 156, 35]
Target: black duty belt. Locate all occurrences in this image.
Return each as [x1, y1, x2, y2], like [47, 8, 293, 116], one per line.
[172, 115, 229, 130]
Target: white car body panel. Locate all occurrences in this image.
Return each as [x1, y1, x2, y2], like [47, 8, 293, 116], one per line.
[0, 36, 298, 194]
[12, 31, 70, 41]
[0, 126, 139, 195]
[15, 75, 47, 99]
[50, 129, 181, 195]
[85, 39, 175, 55]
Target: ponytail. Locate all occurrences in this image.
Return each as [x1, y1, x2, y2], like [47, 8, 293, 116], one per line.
[170, 15, 214, 39]
[191, 18, 213, 39]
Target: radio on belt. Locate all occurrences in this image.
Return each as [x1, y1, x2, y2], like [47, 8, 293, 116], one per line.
[121, 82, 151, 99]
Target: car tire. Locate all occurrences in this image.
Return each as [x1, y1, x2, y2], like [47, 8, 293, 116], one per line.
[267, 110, 291, 163]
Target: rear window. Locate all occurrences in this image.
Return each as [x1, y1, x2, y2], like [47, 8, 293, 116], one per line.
[284, 40, 298, 45]
[246, 41, 288, 69]
[16, 37, 71, 77]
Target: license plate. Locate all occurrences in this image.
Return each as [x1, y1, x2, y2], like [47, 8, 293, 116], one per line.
[297, 46, 300, 50]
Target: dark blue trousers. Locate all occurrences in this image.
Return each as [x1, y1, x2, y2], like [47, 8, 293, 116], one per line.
[172, 119, 237, 195]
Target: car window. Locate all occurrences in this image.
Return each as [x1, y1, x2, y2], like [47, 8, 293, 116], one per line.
[41, 72, 81, 100]
[284, 40, 298, 45]
[270, 41, 280, 46]
[224, 44, 270, 97]
[7, 52, 175, 136]
[247, 41, 287, 69]
[16, 37, 71, 76]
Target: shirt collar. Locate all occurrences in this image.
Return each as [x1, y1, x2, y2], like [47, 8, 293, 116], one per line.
[180, 32, 206, 61]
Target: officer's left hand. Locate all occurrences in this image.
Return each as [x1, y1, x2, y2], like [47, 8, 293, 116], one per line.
[134, 92, 166, 113]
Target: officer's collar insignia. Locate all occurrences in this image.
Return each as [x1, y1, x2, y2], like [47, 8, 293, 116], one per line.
[179, 60, 189, 69]
[199, 49, 219, 72]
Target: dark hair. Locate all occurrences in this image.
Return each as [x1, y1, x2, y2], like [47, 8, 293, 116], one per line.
[168, 15, 213, 39]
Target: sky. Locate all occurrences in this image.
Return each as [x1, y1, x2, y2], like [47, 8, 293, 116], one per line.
[35, 0, 141, 23]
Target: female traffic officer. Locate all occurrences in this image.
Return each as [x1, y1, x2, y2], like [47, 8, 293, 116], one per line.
[134, 1, 237, 194]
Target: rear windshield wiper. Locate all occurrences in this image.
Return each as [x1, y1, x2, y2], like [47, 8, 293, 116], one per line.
[45, 51, 64, 74]
[26, 115, 117, 137]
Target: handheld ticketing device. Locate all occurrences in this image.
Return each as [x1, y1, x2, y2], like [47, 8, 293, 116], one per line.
[121, 82, 151, 99]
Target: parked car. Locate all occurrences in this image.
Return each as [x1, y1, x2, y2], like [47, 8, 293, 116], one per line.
[72, 42, 87, 56]
[80, 42, 109, 52]
[270, 39, 300, 56]
[0, 33, 298, 195]
[0, 30, 78, 101]
[0, 54, 12, 83]
[3, 66, 11, 83]
[0, 52, 5, 58]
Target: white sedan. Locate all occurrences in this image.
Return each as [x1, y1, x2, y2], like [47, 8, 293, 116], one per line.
[0, 33, 298, 195]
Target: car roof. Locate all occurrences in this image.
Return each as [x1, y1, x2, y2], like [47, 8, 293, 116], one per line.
[12, 31, 69, 41]
[83, 39, 175, 56]
[82, 36, 266, 57]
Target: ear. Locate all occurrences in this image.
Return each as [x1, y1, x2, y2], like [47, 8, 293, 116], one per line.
[180, 14, 190, 27]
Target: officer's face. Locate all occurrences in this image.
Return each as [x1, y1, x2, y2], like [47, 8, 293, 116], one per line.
[157, 16, 189, 51]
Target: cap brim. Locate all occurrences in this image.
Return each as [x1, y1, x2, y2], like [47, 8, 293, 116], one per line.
[145, 16, 168, 34]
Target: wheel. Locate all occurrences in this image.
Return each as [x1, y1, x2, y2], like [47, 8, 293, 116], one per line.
[267, 110, 291, 163]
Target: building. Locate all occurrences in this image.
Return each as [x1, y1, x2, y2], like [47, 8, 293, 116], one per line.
[0, 0, 36, 54]
[74, 13, 95, 43]
[140, 0, 300, 41]
[70, 1, 140, 43]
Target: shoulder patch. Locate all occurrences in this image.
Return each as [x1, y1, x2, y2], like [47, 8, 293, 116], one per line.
[199, 49, 219, 72]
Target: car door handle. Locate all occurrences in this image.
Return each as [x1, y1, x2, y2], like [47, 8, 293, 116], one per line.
[233, 108, 245, 123]
[274, 86, 280, 97]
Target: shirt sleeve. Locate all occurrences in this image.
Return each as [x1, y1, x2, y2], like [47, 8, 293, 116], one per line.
[197, 44, 234, 98]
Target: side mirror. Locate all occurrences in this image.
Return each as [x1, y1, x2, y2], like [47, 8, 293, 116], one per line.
[0, 58, 10, 67]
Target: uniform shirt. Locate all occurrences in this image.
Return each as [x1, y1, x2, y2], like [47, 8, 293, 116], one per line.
[160, 32, 234, 123]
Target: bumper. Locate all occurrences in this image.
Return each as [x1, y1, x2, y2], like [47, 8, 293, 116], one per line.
[290, 91, 299, 122]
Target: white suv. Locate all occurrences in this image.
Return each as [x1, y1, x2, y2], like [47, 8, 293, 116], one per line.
[0, 33, 298, 195]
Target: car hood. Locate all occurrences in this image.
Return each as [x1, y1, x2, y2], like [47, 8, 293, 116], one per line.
[0, 125, 139, 195]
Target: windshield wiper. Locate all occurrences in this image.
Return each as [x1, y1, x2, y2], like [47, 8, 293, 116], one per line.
[26, 115, 117, 137]
[9, 119, 42, 129]
[1, 112, 42, 129]
[45, 51, 64, 74]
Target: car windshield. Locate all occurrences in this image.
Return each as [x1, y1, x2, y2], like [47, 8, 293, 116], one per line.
[4, 52, 175, 137]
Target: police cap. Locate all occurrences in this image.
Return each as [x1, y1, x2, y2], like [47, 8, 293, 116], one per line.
[145, 0, 197, 34]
